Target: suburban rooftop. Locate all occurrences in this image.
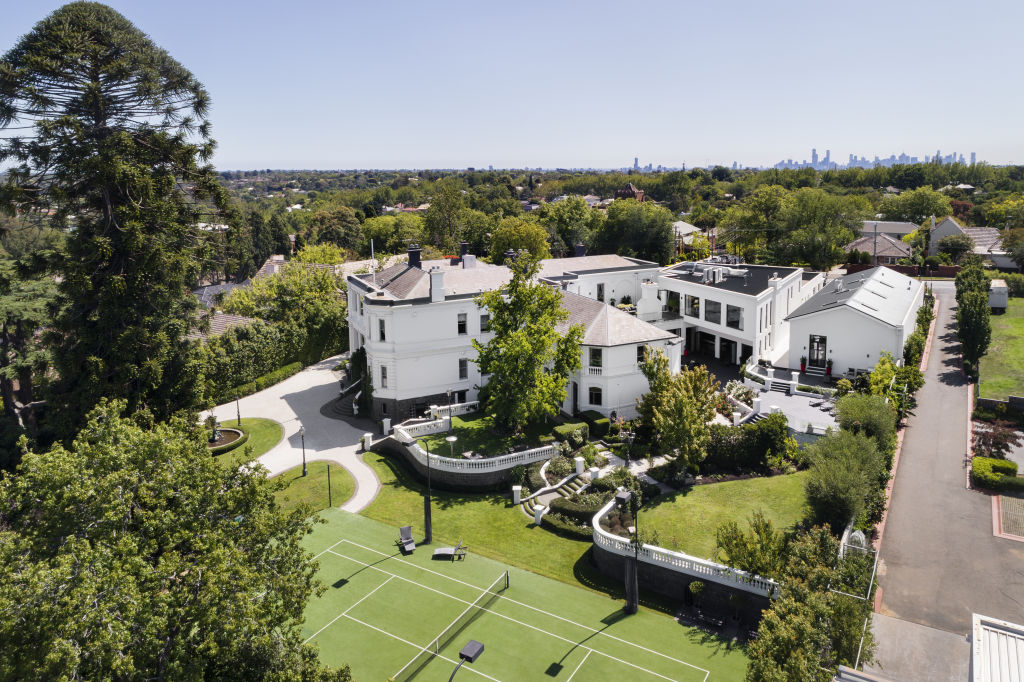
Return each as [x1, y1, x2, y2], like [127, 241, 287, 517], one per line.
[785, 266, 922, 327]
[662, 261, 801, 295]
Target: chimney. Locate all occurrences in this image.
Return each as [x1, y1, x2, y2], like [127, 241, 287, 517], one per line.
[574, 243, 586, 257]
[429, 267, 445, 302]
[462, 254, 477, 269]
[460, 241, 469, 259]
[408, 243, 422, 269]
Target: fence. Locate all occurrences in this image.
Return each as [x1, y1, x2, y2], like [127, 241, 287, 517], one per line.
[591, 497, 780, 598]
[975, 395, 1024, 419]
[430, 401, 480, 419]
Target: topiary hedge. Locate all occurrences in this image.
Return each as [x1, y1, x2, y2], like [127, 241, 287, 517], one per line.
[540, 512, 593, 541]
[526, 461, 547, 492]
[548, 493, 611, 524]
[971, 456, 1024, 492]
[553, 422, 589, 448]
[579, 410, 610, 438]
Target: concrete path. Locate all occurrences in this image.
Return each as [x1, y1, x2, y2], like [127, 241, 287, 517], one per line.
[864, 613, 970, 682]
[212, 355, 381, 513]
[873, 282, 1024, 674]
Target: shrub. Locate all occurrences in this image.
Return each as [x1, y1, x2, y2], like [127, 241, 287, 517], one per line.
[835, 393, 896, 453]
[579, 442, 599, 467]
[903, 331, 925, 367]
[549, 492, 611, 523]
[835, 378, 853, 397]
[546, 455, 575, 482]
[509, 464, 527, 487]
[578, 410, 610, 438]
[805, 430, 883, 531]
[702, 413, 790, 474]
[538, 434, 556, 445]
[213, 362, 303, 404]
[1004, 272, 1024, 298]
[974, 420, 1024, 459]
[527, 461, 547, 492]
[541, 512, 593, 541]
[553, 422, 589, 448]
[971, 456, 1022, 491]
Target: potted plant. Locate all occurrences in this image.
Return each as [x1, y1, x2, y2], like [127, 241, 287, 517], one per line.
[826, 358, 833, 376]
[800, 355, 807, 373]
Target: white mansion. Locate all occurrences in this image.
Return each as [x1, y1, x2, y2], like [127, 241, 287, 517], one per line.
[346, 245, 919, 422]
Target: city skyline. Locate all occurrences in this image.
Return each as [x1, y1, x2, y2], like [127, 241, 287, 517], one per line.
[3, 1, 1024, 170]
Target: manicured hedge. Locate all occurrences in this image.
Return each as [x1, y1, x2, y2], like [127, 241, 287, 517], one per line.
[214, 362, 303, 403]
[526, 461, 547, 492]
[548, 495, 608, 524]
[541, 512, 593, 541]
[579, 410, 610, 438]
[553, 422, 589, 447]
[209, 431, 250, 455]
[971, 456, 1024, 492]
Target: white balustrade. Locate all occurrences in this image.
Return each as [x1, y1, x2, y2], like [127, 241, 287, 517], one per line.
[587, 366, 603, 376]
[591, 498, 780, 598]
[431, 401, 481, 419]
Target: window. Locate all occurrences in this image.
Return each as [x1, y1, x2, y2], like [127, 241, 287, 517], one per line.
[588, 386, 602, 405]
[726, 304, 743, 330]
[685, 294, 700, 318]
[704, 299, 721, 324]
[480, 314, 490, 332]
[459, 358, 468, 379]
[359, 296, 364, 315]
[637, 345, 647, 364]
[378, 318, 386, 342]
[596, 283, 605, 302]
[380, 365, 388, 389]
[382, 403, 388, 415]
[457, 312, 467, 335]
[589, 348, 602, 367]
[457, 390, 467, 403]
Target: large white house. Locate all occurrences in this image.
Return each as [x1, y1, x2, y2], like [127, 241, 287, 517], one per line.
[346, 247, 677, 421]
[784, 267, 924, 376]
[634, 259, 826, 366]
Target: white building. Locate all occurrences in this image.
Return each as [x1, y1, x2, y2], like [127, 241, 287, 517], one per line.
[785, 267, 924, 377]
[635, 259, 826, 366]
[346, 247, 677, 421]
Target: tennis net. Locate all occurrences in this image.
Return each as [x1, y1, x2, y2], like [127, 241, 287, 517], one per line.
[392, 570, 509, 681]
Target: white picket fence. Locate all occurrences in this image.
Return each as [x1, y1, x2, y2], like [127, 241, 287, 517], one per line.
[392, 419, 558, 474]
[591, 497, 781, 598]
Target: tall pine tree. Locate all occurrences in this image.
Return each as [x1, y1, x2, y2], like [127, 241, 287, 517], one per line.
[0, 2, 226, 438]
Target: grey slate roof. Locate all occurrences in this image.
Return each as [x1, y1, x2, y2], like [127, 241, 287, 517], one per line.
[963, 227, 1005, 253]
[536, 254, 658, 280]
[555, 291, 674, 346]
[785, 267, 922, 327]
[186, 311, 256, 340]
[193, 281, 249, 308]
[862, 220, 919, 236]
[845, 234, 912, 259]
[356, 260, 511, 300]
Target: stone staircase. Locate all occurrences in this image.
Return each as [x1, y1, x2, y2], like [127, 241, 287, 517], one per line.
[329, 396, 356, 419]
[521, 472, 587, 519]
[803, 365, 826, 378]
[768, 381, 790, 393]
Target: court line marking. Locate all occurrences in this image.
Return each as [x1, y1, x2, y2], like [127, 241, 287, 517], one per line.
[566, 650, 591, 682]
[339, 538, 710, 679]
[303, 575, 393, 644]
[312, 538, 348, 560]
[325, 548, 683, 682]
[343, 613, 501, 682]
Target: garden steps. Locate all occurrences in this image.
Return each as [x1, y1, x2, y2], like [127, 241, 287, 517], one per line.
[768, 381, 789, 393]
[520, 472, 584, 518]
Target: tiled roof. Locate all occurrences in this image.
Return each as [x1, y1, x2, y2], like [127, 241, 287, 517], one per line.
[186, 311, 256, 340]
[845, 234, 912, 258]
[963, 227, 1004, 253]
[862, 220, 919, 236]
[556, 291, 674, 346]
[786, 267, 922, 327]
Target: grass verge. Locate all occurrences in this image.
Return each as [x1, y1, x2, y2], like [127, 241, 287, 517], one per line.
[214, 417, 283, 470]
[980, 298, 1024, 400]
[420, 412, 551, 456]
[273, 460, 355, 516]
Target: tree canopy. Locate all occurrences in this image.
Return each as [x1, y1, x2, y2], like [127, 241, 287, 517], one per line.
[0, 400, 349, 680]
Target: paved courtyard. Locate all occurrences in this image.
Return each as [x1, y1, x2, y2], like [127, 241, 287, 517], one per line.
[752, 390, 837, 433]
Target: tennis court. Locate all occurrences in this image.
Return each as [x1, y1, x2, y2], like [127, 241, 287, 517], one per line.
[302, 511, 747, 681]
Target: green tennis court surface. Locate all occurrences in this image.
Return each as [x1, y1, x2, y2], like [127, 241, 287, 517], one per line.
[302, 510, 747, 681]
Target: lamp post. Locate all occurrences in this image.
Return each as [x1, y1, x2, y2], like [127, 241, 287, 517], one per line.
[236, 398, 241, 428]
[422, 438, 433, 544]
[449, 640, 484, 681]
[616, 489, 640, 614]
[447, 387, 453, 433]
[446, 434, 458, 459]
[300, 425, 307, 477]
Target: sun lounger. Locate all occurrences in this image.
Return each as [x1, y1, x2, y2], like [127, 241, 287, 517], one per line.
[397, 525, 415, 554]
[432, 540, 467, 561]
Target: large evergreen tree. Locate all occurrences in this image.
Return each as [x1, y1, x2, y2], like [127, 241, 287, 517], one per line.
[0, 2, 225, 438]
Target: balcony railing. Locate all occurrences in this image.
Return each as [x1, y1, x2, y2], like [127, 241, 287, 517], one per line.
[587, 366, 603, 376]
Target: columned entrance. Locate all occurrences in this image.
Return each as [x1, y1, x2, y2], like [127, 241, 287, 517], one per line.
[808, 335, 827, 368]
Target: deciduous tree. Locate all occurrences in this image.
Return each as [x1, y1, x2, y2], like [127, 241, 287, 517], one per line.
[490, 216, 551, 261]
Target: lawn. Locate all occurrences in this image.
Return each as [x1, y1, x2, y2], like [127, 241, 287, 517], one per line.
[420, 412, 552, 457]
[213, 417, 283, 470]
[640, 472, 810, 560]
[272, 460, 355, 516]
[980, 298, 1024, 400]
[303, 510, 748, 681]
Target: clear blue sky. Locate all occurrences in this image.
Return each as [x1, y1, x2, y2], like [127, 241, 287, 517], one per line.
[4, 0, 1023, 170]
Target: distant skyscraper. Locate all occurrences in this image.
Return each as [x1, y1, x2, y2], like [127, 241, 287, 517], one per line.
[811, 148, 818, 166]
[633, 157, 639, 170]
[971, 152, 976, 165]
[824, 149, 830, 166]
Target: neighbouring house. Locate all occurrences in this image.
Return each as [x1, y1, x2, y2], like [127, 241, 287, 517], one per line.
[635, 259, 825, 366]
[672, 220, 702, 254]
[861, 220, 919, 240]
[931, 216, 1019, 270]
[785, 267, 924, 377]
[193, 281, 250, 308]
[345, 245, 678, 421]
[185, 310, 256, 341]
[845, 233, 912, 265]
[615, 183, 646, 202]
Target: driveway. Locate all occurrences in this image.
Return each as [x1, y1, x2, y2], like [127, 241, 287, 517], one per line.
[212, 355, 380, 513]
[870, 282, 1024, 677]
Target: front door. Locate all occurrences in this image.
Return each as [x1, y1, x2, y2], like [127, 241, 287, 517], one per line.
[572, 381, 579, 415]
[808, 335, 827, 368]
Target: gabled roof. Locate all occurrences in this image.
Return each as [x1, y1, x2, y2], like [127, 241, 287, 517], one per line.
[861, 220, 919, 236]
[556, 291, 674, 346]
[355, 260, 512, 301]
[845, 234, 912, 259]
[785, 267, 922, 327]
[962, 227, 1005, 253]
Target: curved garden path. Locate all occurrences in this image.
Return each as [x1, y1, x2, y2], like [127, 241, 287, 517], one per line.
[212, 355, 380, 512]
